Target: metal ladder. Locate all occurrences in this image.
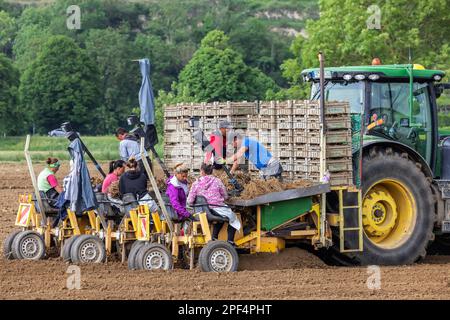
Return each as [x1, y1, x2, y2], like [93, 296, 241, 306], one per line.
[338, 187, 363, 252]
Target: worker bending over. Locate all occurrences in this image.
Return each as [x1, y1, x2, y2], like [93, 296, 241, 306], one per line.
[226, 134, 283, 180]
[115, 127, 150, 175]
[205, 120, 233, 170]
[188, 163, 241, 245]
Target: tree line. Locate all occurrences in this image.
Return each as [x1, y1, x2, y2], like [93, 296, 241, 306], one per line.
[0, 0, 448, 136]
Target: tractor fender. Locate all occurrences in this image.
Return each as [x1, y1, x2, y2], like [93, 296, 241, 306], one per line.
[362, 140, 433, 178]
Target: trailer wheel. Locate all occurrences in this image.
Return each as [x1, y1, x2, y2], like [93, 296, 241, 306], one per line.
[127, 241, 146, 270]
[135, 243, 173, 271]
[62, 236, 80, 262]
[198, 241, 239, 272]
[11, 231, 46, 260]
[3, 230, 21, 260]
[347, 147, 434, 265]
[70, 235, 106, 264]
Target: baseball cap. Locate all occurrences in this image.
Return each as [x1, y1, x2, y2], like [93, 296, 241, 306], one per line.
[218, 120, 233, 129]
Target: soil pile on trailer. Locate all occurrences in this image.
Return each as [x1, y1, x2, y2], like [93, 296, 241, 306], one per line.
[213, 170, 313, 200]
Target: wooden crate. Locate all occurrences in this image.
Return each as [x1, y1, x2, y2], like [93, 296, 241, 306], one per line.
[277, 116, 292, 129]
[327, 158, 353, 172]
[325, 102, 350, 115]
[276, 101, 293, 116]
[294, 130, 321, 144]
[277, 130, 293, 143]
[293, 118, 320, 130]
[329, 172, 353, 186]
[325, 130, 352, 144]
[259, 101, 277, 116]
[326, 145, 352, 158]
[326, 117, 351, 130]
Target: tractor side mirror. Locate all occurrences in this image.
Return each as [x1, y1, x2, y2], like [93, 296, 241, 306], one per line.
[400, 118, 410, 127]
[435, 83, 450, 99]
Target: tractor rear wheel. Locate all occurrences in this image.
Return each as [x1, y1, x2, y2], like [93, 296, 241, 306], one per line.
[348, 147, 434, 265]
[11, 231, 46, 260]
[62, 236, 79, 262]
[127, 241, 146, 270]
[198, 241, 239, 272]
[135, 243, 173, 271]
[3, 230, 21, 260]
[70, 235, 106, 264]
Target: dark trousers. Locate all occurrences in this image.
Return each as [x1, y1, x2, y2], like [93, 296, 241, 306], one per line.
[212, 222, 236, 242]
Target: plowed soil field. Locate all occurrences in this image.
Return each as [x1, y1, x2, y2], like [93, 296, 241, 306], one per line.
[1, 163, 450, 300]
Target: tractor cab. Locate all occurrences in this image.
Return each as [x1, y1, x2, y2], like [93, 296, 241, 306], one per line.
[301, 64, 448, 173]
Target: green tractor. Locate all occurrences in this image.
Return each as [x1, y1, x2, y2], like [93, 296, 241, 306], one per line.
[301, 63, 450, 265]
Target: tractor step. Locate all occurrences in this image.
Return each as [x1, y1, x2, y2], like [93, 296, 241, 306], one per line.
[442, 220, 450, 233]
[435, 180, 450, 199]
[337, 187, 363, 253]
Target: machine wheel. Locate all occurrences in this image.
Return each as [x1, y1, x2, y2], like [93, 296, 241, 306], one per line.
[135, 243, 173, 271]
[3, 230, 21, 260]
[198, 241, 239, 272]
[127, 241, 146, 270]
[62, 236, 80, 262]
[11, 231, 46, 260]
[345, 147, 434, 265]
[70, 235, 106, 264]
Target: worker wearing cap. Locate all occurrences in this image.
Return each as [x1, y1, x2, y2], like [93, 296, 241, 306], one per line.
[115, 127, 150, 176]
[224, 134, 283, 180]
[205, 120, 233, 170]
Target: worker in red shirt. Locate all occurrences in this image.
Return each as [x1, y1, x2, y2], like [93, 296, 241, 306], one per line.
[205, 120, 233, 170]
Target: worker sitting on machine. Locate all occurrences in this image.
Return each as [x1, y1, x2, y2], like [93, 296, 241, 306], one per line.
[119, 159, 158, 212]
[102, 160, 126, 193]
[187, 163, 241, 245]
[204, 120, 234, 170]
[37, 157, 63, 207]
[166, 163, 191, 221]
[225, 134, 283, 180]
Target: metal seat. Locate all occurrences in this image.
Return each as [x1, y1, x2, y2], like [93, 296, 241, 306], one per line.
[193, 196, 228, 223]
[121, 193, 139, 214]
[95, 192, 117, 217]
[161, 194, 184, 222]
[32, 192, 59, 215]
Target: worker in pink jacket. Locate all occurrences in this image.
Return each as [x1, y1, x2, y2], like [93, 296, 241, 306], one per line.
[187, 163, 241, 245]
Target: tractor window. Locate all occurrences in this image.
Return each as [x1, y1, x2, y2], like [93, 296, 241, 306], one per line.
[369, 82, 432, 162]
[370, 82, 410, 126]
[311, 81, 364, 113]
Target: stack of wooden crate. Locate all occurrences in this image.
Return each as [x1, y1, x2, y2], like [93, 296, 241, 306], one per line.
[163, 100, 353, 186]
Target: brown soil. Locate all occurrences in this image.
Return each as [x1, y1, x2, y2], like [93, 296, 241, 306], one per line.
[1, 163, 450, 300]
[213, 170, 312, 200]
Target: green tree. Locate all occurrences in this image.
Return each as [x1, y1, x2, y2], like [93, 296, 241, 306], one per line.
[175, 30, 278, 102]
[0, 53, 20, 135]
[13, 24, 51, 73]
[84, 27, 141, 132]
[0, 10, 17, 56]
[20, 36, 101, 134]
[281, 0, 450, 98]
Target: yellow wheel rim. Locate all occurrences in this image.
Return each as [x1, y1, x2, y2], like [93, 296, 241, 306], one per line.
[362, 179, 416, 249]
